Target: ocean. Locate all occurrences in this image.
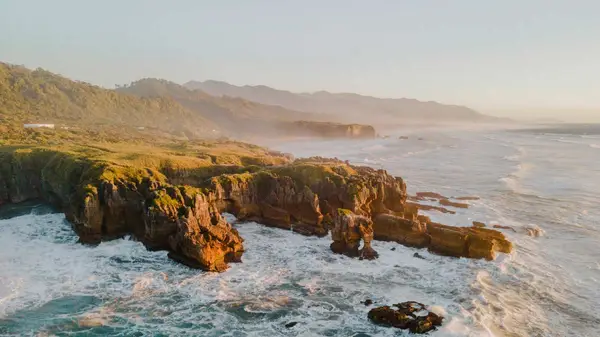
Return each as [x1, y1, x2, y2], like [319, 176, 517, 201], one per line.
[1, 125, 599, 336]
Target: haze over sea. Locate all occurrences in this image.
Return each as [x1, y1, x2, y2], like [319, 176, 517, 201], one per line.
[1, 124, 599, 337]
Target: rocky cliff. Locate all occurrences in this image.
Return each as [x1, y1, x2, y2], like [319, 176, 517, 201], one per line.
[0, 147, 512, 272]
[279, 121, 376, 138]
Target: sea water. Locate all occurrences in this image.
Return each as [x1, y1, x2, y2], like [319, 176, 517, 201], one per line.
[1, 126, 599, 336]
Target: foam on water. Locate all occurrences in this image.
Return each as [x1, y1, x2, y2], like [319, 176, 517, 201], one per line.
[0, 209, 516, 336]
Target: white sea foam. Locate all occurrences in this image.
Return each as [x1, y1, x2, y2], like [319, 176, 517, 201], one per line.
[3, 128, 600, 336]
[0, 210, 515, 336]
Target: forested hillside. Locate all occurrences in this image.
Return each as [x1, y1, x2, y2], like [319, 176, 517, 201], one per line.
[0, 63, 216, 138]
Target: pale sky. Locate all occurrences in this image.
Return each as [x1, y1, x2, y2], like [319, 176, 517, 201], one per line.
[1, 1, 599, 121]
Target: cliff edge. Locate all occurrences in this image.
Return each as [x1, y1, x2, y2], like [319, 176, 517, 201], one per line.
[0, 144, 511, 272]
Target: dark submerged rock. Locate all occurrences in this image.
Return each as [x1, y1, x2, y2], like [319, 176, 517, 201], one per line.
[367, 301, 443, 334]
[284, 322, 298, 328]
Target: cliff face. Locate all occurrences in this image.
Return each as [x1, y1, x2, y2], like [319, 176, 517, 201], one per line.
[0, 148, 512, 272]
[280, 121, 377, 138]
[0, 148, 245, 272]
[208, 160, 406, 236]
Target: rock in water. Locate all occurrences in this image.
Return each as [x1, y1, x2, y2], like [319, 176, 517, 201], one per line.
[413, 252, 426, 259]
[367, 301, 443, 334]
[493, 224, 517, 232]
[415, 192, 447, 200]
[330, 209, 379, 260]
[362, 299, 374, 306]
[284, 322, 298, 328]
[167, 194, 244, 272]
[439, 198, 469, 209]
[472, 221, 486, 228]
[405, 202, 456, 214]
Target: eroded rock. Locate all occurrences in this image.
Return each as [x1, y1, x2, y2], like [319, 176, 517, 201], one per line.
[330, 209, 378, 260]
[0, 148, 513, 273]
[406, 202, 456, 214]
[472, 221, 486, 228]
[416, 192, 447, 200]
[167, 194, 244, 272]
[367, 301, 443, 334]
[493, 224, 517, 232]
[373, 214, 512, 260]
[439, 199, 469, 209]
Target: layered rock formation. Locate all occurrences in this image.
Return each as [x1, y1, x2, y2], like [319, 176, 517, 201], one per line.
[0, 148, 246, 272]
[368, 301, 444, 334]
[0, 147, 513, 272]
[373, 214, 512, 260]
[280, 121, 376, 138]
[330, 209, 378, 260]
[208, 158, 407, 238]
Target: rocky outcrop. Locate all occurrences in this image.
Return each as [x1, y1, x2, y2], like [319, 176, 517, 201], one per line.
[492, 224, 517, 232]
[406, 202, 456, 214]
[472, 221, 486, 228]
[368, 301, 443, 334]
[0, 149, 245, 272]
[373, 215, 512, 260]
[373, 214, 430, 248]
[330, 209, 378, 260]
[209, 159, 407, 237]
[0, 148, 513, 272]
[167, 194, 244, 271]
[281, 121, 376, 139]
[439, 198, 469, 209]
[415, 192, 447, 200]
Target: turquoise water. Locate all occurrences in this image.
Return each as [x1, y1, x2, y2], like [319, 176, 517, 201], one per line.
[1, 126, 599, 336]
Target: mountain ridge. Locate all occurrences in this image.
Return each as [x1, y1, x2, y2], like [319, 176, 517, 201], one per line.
[0, 62, 376, 142]
[185, 80, 493, 124]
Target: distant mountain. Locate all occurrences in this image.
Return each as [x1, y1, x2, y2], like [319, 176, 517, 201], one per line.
[0, 62, 377, 142]
[0, 62, 217, 138]
[185, 80, 494, 124]
[116, 79, 328, 133]
[116, 79, 381, 138]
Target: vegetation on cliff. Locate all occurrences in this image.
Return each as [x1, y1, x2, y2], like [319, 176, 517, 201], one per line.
[1, 61, 378, 142]
[0, 135, 513, 271]
[0, 62, 216, 139]
[0, 62, 512, 272]
[117, 78, 376, 138]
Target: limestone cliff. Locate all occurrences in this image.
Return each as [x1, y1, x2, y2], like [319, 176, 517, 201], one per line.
[280, 121, 377, 138]
[0, 148, 245, 272]
[0, 147, 512, 272]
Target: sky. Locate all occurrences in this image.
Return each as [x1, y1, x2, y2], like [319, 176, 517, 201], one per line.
[1, 1, 599, 121]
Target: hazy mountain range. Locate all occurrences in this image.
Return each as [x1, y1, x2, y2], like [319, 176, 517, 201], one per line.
[1, 61, 503, 142]
[185, 80, 496, 125]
